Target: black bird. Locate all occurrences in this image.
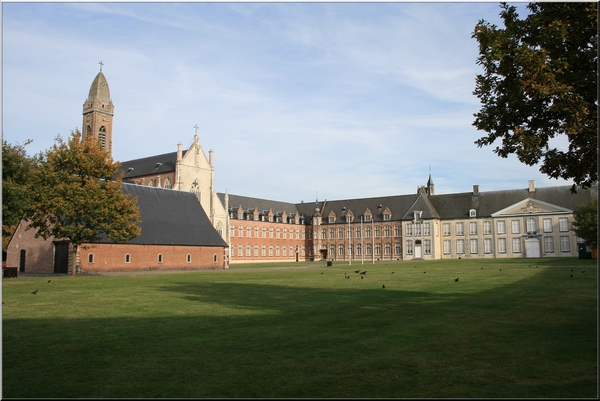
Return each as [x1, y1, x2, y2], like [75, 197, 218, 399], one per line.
[499, 269, 502, 271]
[481, 267, 484, 269]
[570, 274, 573, 277]
[529, 265, 531, 268]
[361, 276, 364, 279]
[31, 289, 39, 295]
[423, 271, 426, 274]
[391, 272, 395, 274]
[321, 272, 323, 275]
[455, 278, 459, 282]
[582, 271, 585, 273]
[382, 285, 385, 289]
[360, 271, 367, 275]
[47, 280, 51, 283]
[571, 269, 574, 272]
[354, 270, 360, 273]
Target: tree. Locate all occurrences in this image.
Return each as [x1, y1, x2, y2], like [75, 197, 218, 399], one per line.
[571, 198, 598, 249]
[472, 2, 597, 192]
[2, 139, 35, 243]
[24, 130, 141, 276]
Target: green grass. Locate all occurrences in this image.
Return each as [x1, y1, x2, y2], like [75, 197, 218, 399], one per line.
[2, 258, 597, 398]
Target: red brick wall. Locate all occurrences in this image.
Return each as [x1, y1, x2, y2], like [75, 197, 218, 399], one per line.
[6, 221, 57, 273]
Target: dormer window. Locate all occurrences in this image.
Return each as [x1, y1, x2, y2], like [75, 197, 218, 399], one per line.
[155, 162, 162, 169]
[127, 167, 134, 173]
[364, 215, 371, 222]
[413, 211, 422, 223]
[469, 209, 477, 218]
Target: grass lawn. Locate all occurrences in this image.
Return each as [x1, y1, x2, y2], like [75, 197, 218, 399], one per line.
[2, 258, 597, 398]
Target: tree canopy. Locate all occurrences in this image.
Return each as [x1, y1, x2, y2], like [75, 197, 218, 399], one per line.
[472, 2, 597, 192]
[571, 198, 598, 248]
[2, 139, 35, 241]
[24, 130, 141, 275]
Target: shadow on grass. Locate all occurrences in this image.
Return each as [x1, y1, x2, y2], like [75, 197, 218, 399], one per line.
[3, 267, 597, 398]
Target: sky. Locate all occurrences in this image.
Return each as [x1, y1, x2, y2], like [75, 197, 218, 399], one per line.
[2, 2, 575, 203]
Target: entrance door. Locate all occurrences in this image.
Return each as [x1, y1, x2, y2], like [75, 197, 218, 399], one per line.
[19, 249, 26, 272]
[414, 245, 422, 259]
[525, 238, 541, 258]
[54, 242, 69, 273]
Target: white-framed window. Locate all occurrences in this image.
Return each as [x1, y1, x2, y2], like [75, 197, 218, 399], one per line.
[329, 229, 335, 239]
[423, 223, 430, 236]
[526, 218, 537, 233]
[276, 245, 280, 256]
[511, 220, 521, 234]
[356, 227, 362, 238]
[424, 240, 431, 255]
[375, 226, 381, 238]
[365, 226, 371, 238]
[230, 226, 235, 238]
[470, 239, 478, 254]
[254, 245, 259, 256]
[559, 218, 569, 232]
[246, 244, 251, 257]
[356, 244, 362, 256]
[394, 225, 400, 237]
[483, 221, 492, 235]
[125, 253, 131, 263]
[414, 224, 421, 237]
[237, 244, 243, 257]
[384, 225, 391, 238]
[328, 217, 334, 223]
[456, 222, 464, 236]
[385, 243, 392, 255]
[262, 227, 267, 238]
[262, 245, 266, 257]
[321, 229, 326, 240]
[213, 254, 218, 263]
[338, 245, 344, 256]
[443, 240, 451, 254]
[484, 238, 492, 254]
[383, 213, 391, 221]
[375, 243, 381, 256]
[338, 228, 344, 239]
[238, 225, 243, 237]
[247, 226, 251, 238]
[543, 218, 553, 233]
[88, 253, 94, 263]
[443, 223, 451, 236]
[560, 236, 570, 252]
[544, 236, 554, 253]
[158, 254, 163, 264]
[498, 238, 507, 253]
[269, 245, 273, 256]
[497, 220, 506, 234]
[347, 227, 352, 239]
[255, 226, 259, 238]
[269, 227, 274, 239]
[283, 246, 287, 256]
[512, 238, 521, 253]
[330, 245, 335, 257]
[395, 243, 401, 255]
[276, 228, 281, 239]
[366, 244, 373, 256]
[406, 240, 413, 255]
[405, 223, 412, 237]
[186, 254, 192, 263]
[283, 228, 287, 239]
[469, 209, 477, 217]
[456, 239, 465, 254]
[470, 222, 477, 235]
[364, 215, 371, 222]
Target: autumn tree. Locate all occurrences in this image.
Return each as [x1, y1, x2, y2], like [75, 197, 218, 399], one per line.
[24, 130, 141, 276]
[571, 198, 598, 249]
[2, 139, 35, 246]
[472, 2, 597, 192]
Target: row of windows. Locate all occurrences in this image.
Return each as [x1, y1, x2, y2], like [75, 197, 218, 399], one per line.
[326, 243, 402, 256]
[319, 225, 401, 240]
[87, 253, 218, 264]
[231, 226, 307, 240]
[326, 213, 391, 224]
[439, 218, 569, 237]
[429, 236, 572, 255]
[232, 244, 305, 257]
[230, 211, 304, 225]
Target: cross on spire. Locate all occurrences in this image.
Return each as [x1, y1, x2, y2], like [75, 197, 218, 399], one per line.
[193, 124, 200, 136]
[99, 61, 104, 72]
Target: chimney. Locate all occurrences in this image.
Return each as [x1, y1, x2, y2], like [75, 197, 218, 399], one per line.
[473, 185, 479, 196]
[528, 180, 535, 193]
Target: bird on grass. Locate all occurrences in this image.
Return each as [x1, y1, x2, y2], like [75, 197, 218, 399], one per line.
[423, 271, 426, 274]
[361, 276, 364, 280]
[354, 270, 360, 273]
[455, 278, 459, 282]
[571, 269, 574, 272]
[47, 280, 51, 283]
[31, 289, 39, 295]
[481, 267, 484, 269]
[582, 271, 585, 274]
[500, 269, 502, 271]
[570, 274, 573, 277]
[321, 272, 323, 274]
[382, 285, 385, 289]
[360, 271, 367, 275]
[391, 272, 395, 274]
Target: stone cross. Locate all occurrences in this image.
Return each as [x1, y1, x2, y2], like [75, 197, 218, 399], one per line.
[99, 61, 104, 72]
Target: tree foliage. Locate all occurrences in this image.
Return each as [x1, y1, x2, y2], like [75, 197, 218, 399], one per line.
[472, 2, 597, 192]
[2, 139, 35, 240]
[571, 198, 598, 248]
[24, 130, 141, 275]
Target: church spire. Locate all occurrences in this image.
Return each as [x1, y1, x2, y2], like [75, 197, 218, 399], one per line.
[82, 65, 114, 156]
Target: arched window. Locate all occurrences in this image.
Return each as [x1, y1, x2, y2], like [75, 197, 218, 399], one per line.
[213, 254, 218, 262]
[125, 254, 131, 263]
[186, 254, 192, 263]
[158, 254, 163, 263]
[88, 253, 94, 264]
[164, 177, 172, 189]
[98, 126, 106, 149]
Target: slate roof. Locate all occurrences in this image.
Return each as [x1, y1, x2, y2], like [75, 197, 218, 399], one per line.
[428, 185, 592, 220]
[218, 193, 302, 217]
[116, 151, 187, 179]
[97, 183, 227, 247]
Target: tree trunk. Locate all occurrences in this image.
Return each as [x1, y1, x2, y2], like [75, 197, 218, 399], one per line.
[71, 245, 78, 276]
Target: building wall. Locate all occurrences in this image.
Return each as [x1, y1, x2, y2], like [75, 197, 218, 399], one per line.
[81, 243, 227, 272]
[6, 221, 57, 273]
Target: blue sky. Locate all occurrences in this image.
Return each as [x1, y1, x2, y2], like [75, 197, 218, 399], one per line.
[2, 2, 573, 203]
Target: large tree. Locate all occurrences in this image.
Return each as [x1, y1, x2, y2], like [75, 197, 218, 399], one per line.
[472, 2, 597, 192]
[24, 130, 141, 276]
[571, 198, 598, 249]
[2, 139, 35, 244]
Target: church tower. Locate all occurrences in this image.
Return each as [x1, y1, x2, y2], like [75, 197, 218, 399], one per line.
[82, 63, 114, 156]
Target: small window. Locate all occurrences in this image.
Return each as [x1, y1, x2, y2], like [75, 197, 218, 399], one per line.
[186, 254, 192, 263]
[158, 254, 163, 264]
[88, 253, 94, 264]
[213, 254, 218, 263]
[469, 209, 476, 217]
[125, 254, 131, 263]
